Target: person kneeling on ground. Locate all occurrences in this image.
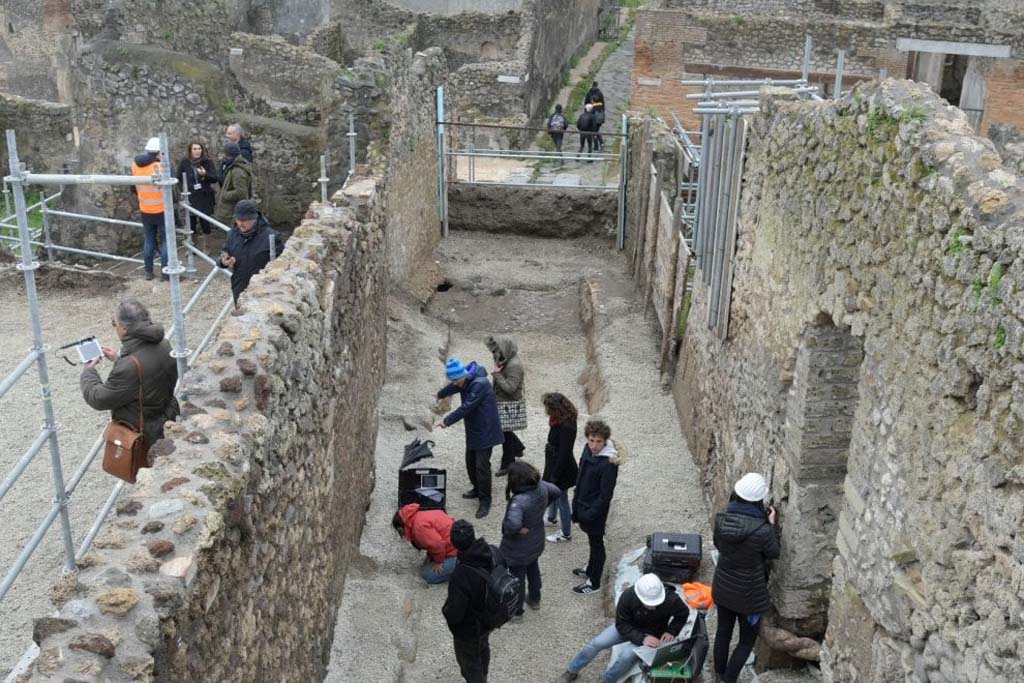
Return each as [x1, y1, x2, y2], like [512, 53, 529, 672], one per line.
[500, 461, 561, 619]
[393, 503, 460, 584]
[443, 520, 503, 683]
[558, 573, 690, 682]
[217, 199, 283, 304]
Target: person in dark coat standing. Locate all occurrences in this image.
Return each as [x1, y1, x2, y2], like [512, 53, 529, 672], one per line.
[216, 200, 283, 304]
[436, 358, 504, 518]
[214, 142, 255, 224]
[570, 419, 624, 594]
[711, 472, 780, 683]
[500, 461, 560, 618]
[541, 392, 578, 544]
[177, 141, 218, 249]
[576, 104, 598, 156]
[80, 299, 180, 456]
[443, 520, 502, 683]
[485, 335, 525, 476]
[584, 81, 606, 151]
[558, 573, 689, 683]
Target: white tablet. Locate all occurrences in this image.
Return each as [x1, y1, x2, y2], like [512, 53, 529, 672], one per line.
[76, 338, 103, 364]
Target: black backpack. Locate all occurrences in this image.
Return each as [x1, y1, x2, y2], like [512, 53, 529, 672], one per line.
[468, 546, 520, 631]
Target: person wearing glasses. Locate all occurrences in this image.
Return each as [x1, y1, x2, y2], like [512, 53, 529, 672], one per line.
[80, 299, 180, 459]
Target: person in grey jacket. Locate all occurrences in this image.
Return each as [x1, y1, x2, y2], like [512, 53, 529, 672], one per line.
[486, 335, 526, 476]
[500, 461, 560, 618]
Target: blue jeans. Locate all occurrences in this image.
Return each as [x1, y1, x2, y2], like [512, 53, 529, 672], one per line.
[546, 488, 572, 538]
[420, 556, 457, 584]
[143, 222, 168, 274]
[567, 623, 640, 682]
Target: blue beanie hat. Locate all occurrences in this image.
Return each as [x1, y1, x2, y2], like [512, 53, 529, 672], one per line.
[446, 358, 468, 381]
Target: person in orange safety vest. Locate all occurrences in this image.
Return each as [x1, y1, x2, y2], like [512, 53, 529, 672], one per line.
[132, 137, 168, 281]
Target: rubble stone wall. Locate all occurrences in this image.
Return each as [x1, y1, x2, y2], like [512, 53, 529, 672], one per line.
[19, 182, 388, 683]
[448, 184, 617, 238]
[673, 80, 1024, 682]
[0, 94, 74, 179]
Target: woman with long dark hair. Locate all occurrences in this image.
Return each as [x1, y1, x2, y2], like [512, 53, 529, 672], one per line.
[710, 473, 780, 683]
[500, 460, 560, 619]
[176, 141, 218, 247]
[541, 392, 578, 543]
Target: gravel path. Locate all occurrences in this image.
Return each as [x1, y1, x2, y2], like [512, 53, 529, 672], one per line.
[0, 265, 231, 676]
[327, 232, 722, 683]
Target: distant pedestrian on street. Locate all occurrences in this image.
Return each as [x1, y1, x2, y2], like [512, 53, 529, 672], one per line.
[436, 358, 504, 518]
[558, 573, 689, 682]
[547, 104, 568, 155]
[176, 141, 218, 250]
[576, 104, 598, 157]
[214, 141, 256, 225]
[541, 392, 578, 544]
[584, 81, 607, 151]
[486, 335, 526, 476]
[131, 137, 168, 281]
[393, 503, 459, 584]
[570, 419, 624, 594]
[711, 472, 780, 683]
[216, 200, 282, 304]
[443, 520, 503, 683]
[80, 299, 180, 460]
[500, 461, 560, 619]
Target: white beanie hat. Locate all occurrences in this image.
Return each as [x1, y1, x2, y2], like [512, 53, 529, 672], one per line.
[634, 573, 666, 607]
[145, 137, 161, 153]
[734, 472, 768, 502]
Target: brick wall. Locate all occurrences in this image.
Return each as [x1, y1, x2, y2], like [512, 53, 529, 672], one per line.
[981, 59, 1024, 136]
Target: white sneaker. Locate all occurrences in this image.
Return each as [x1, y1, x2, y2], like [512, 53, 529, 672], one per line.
[546, 532, 571, 543]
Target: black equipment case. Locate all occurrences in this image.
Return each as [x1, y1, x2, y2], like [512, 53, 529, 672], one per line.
[642, 532, 702, 583]
[398, 439, 447, 511]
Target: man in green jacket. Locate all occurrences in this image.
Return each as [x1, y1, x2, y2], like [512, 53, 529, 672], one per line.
[80, 299, 180, 454]
[214, 141, 255, 225]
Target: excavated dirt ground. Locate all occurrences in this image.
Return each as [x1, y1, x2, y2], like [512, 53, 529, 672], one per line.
[0, 259, 231, 677]
[325, 232, 821, 683]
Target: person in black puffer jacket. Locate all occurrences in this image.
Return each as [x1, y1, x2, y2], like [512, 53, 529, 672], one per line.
[500, 461, 560, 617]
[711, 472, 780, 683]
[216, 200, 283, 304]
[444, 520, 503, 683]
[541, 392, 578, 543]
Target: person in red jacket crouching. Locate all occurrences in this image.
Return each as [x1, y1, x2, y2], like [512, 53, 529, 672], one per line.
[393, 503, 460, 584]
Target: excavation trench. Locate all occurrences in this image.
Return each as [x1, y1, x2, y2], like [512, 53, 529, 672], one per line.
[325, 231, 714, 683]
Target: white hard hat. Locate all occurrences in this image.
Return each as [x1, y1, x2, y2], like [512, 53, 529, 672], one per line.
[584, 103, 594, 111]
[634, 573, 666, 607]
[145, 137, 161, 153]
[734, 472, 768, 502]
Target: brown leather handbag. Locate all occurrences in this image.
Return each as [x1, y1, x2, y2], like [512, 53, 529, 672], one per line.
[101, 355, 149, 484]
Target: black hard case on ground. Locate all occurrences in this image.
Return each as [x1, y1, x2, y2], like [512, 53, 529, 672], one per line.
[398, 439, 447, 511]
[642, 532, 703, 582]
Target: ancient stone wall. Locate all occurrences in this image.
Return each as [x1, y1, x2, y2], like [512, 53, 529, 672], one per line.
[228, 33, 345, 109]
[0, 0, 73, 100]
[388, 0, 522, 14]
[412, 12, 522, 70]
[523, 0, 602, 121]
[0, 94, 74, 179]
[672, 80, 1024, 681]
[18, 181, 388, 682]
[448, 184, 617, 238]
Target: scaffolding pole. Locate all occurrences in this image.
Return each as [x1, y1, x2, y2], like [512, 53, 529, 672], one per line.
[3, 130, 77, 591]
[319, 154, 329, 204]
[157, 133, 191, 387]
[347, 114, 357, 179]
[179, 172, 197, 276]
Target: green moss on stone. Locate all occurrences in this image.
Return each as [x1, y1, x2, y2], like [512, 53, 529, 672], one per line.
[994, 325, 1006, 350]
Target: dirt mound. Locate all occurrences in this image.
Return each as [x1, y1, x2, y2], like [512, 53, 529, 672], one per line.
[0, 262, 127, 295]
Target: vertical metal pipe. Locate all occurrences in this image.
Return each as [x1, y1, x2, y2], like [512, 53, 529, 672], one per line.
[802, 34, 813, 82]
[269, 232, 276, 261]
[347, 114, 357, 178]
[180, 173, 196, 276]
[693, 112, 711, 270]
[5, 129, 77, 574]
[835, 50, 846, 100]
[319, 154, 329, 204]
[3, 178, 10, 218]
[39, 190, 55, 263]
[709, 114, 739, 329]
[617, 114, 629, 250]
[436, 86, 445, 229]
[879, 67, 888, 80]
[158, 133, 190, 388]
[468, 143, 476, 183]
[702, 116, 724, 287]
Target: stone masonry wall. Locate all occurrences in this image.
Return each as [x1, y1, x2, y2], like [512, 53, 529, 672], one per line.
[18, 183, 388, 682]
[448, 184, 617, 238]
[673, 80, 1024, 681]
[0, 94, 74, 180]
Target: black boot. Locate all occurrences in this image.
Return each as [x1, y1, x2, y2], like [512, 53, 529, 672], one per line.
[462, 489, 480, 499]
[475, 501, 491, 518]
